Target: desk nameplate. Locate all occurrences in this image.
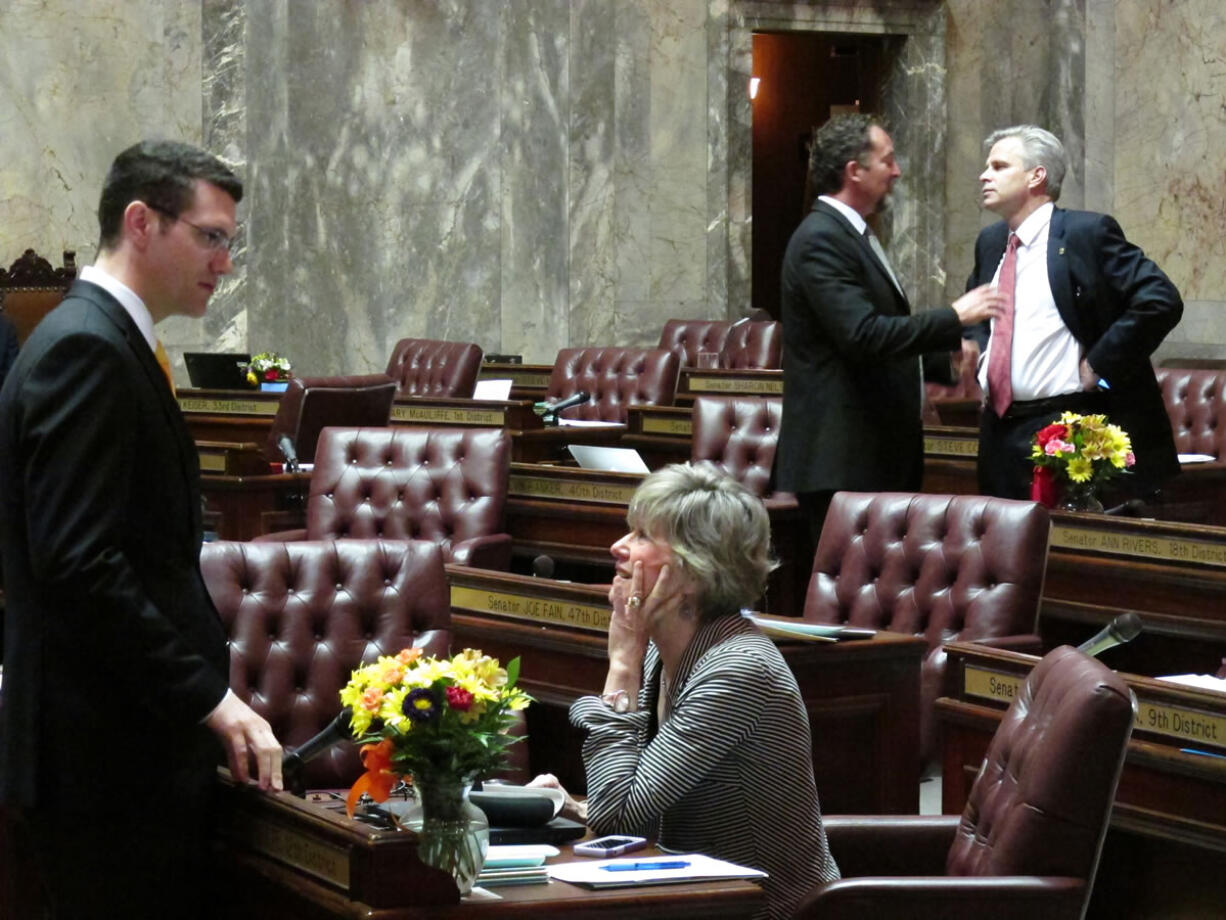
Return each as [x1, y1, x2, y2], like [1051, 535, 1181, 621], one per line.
[391, 404, 507, 426]
[509, 474, 639, 504]
[480, 370, 550, 388]
[1052, 523, 1226, 569]
[179, 396, 279, 417]
[640, 415, 693, 436]
[450, 584, 610, 632]
[967, 665, 1226, 751]
[924, 435, 980, 458]
[684, 375, 783, 395]
[198, 452, 228, 473]
[231, 810, 351, 891]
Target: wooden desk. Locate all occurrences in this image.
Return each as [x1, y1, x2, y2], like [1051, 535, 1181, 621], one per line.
[446, 565, 924, 815]
[216, 780, 765, 918]
[504, 462, 807, 614]
[201, 470, 310, 541]
[937, 641, 1226, 920]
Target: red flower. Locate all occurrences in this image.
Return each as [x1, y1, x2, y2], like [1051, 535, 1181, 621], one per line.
[1034, 423, 1069, 448]
[263, 368, 279, 382]
[1030, 465, 1059, 508]
[445, 685, 474, 711]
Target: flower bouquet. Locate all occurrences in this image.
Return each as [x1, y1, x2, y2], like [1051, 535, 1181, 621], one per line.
[245, 351, 292, 389]
[339, 647, 532, 893]
[1030, 411, 1135, 511]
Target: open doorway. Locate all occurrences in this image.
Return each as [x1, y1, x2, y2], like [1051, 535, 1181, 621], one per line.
[750, 32, 894, 317]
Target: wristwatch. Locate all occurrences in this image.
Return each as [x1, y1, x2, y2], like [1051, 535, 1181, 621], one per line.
[602, 689, 631, 713]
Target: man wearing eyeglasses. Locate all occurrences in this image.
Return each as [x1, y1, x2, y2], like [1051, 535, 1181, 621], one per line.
[0, 141, 282, 918]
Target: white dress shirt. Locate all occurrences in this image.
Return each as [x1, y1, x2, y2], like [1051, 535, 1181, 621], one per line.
[80, 264, 158, 354]
[978, 202, 1083, 401]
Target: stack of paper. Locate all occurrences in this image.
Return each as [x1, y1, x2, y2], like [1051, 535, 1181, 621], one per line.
[477, 845, 558, 888]
[548, 852, 767, 888]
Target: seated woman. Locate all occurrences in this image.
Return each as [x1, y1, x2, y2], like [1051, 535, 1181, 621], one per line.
[534, 462, 839, 919]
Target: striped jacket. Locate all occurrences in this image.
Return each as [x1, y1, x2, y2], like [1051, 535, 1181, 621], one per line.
[571, 614, 839, 919]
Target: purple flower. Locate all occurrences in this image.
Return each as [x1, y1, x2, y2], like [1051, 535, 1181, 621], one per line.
[403, 687, 439, 723]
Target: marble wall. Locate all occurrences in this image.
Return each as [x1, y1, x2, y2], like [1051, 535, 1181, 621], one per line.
[2, 0, 1224, 376]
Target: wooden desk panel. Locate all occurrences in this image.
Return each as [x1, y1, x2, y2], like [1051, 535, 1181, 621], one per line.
[937, 642, 1226, 920]
[446, 565, 923, 816]
[216, 780, 765, 918]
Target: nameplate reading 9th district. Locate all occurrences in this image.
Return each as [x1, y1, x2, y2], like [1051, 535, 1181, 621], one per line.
[686, 376, 783, 395]
[232, 812, 351, 890]
[923, 436, 979, 458]
[1051, 523, 1226, 568]
[509, 474, 638, 504]
[450, 584, 610, 632]
[639, 416, 693, 436]
[964, 666, 1025, 705]
[390, 404, 506, 426]
[1136, 699, 1226, 750]
[178, 396, 279, 416]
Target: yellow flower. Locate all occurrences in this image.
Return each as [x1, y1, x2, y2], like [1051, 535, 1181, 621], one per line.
[1067, 456, 1093, 482]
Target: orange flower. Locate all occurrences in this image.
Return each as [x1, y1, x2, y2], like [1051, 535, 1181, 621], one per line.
[396, 648, 422, 665]
[360, 687, 384, 712]
[345, 739, 399, 816]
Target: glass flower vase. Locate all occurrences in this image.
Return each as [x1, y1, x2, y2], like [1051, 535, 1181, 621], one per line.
[1058, 480, 1104, 513]
[411, 777, 490, 896]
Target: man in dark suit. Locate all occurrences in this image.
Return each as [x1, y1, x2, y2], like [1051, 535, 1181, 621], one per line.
[967, 124, 1182, 500]
[777, 114, 1004, 544]
[0, 141, 283, 918]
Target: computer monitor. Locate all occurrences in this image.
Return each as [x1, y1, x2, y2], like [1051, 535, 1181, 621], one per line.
[184, 352, 251, 390]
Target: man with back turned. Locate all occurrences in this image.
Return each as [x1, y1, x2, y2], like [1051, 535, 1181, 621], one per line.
[0, 140, 283, 918]
[777, 113, 1004, 546]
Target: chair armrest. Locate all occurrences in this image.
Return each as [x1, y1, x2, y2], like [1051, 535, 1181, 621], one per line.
[972, 633, 1044, 655]
[451, 534, 512, 570]
[824, 815, 958, 877]
[795, 875, 1085, 920]
[251, 528, 308, 542]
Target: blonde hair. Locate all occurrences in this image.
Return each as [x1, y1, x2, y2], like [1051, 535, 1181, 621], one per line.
[627, 462, 777, 618]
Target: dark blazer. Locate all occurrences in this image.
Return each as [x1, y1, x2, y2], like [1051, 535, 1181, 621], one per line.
[0, 280, 230, 812]
[777, 200, 963, 495]
[966, 207, 1182, 490]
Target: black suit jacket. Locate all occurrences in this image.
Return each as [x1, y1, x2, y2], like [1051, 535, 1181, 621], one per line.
[0, 281, 229, 812]
[966, 207, 1182, 489]
[777, 200, 963, 494]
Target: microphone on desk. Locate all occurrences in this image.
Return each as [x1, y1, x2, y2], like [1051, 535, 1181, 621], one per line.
[277, 434, 300, 473]
[536, 391, 590, 423]
[282, 708, 354, 795]
[1076, 612, 1143, 659]
[532, 555, 556, 579]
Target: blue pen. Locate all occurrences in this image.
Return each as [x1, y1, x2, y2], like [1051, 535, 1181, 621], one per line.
[1180, 747, 1226, 760]
[601, 860, 690, 872]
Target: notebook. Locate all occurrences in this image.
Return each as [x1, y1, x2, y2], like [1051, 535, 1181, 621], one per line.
[184, 351, 251, 390]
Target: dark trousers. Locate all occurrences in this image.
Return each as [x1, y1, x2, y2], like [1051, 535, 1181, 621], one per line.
[978, 391, 1110, 499]
[796, 491, 835, 571]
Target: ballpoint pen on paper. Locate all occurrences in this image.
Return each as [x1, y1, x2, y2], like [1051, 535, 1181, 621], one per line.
[601, 860, 691, 872]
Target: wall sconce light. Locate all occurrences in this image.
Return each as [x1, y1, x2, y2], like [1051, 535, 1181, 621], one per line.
[749, 77, 761, 100]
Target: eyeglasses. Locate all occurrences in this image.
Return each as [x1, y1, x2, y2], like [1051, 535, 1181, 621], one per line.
[147, 203, 237, 254]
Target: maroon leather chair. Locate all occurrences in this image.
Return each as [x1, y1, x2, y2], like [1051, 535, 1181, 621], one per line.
[719, 320, 782, 370]
[804, 492, 1049, 763]
[546, 347, 680, 423]
[796, 646, 1136, 919]
[262, 374, 397, 464]
[261, 426, 512, 570]
[200, 539, 451, 789]
[689, 395, 784, 500]
[657, 319, 731, 367]
[1156, 366, 1226, 460]
[385, 337, 483, 398]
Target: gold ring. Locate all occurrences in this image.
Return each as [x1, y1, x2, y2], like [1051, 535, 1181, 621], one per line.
[628, 595, 642, 608]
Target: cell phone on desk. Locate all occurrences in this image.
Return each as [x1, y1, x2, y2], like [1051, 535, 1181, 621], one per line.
[573, 835, 648, 857]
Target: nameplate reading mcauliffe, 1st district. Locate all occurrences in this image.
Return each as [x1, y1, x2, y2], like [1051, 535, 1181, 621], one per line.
[450, 585, 610, 632]
[390, 404, 506, 426]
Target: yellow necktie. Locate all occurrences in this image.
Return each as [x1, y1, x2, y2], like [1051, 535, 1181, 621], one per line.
[155, 339, 176, 394]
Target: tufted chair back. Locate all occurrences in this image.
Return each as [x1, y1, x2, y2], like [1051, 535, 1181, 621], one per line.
[546, 347, 680, 423]
[199, 539, 451, 789]
[720, 320, 782, 370]
[385, 337, 484, 398]
[263, 374, 398, 464]
[657, 319, 731, 367]
[1155, 366, 1226, 459]
[690, 396, 782, 497]
[948, 647, 1134, 888]
[304, 426, 512, 570]
[805, 492, 1050, 763]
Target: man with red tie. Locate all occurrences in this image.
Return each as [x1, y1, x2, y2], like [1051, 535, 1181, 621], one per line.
[968, 124, 1182, 500]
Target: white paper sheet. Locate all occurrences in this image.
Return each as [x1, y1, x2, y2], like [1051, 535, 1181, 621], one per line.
[548, 852, 766, 888]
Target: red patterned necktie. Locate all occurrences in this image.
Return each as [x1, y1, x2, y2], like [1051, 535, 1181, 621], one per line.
[987, 233, 1021, 417]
